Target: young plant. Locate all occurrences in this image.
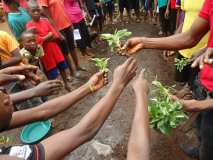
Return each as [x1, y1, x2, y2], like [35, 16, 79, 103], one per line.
[91, 58, 110, 72]
[148, 80, 188, 135]
[101, 29, 132, 52]
[175, 57, 189, 72]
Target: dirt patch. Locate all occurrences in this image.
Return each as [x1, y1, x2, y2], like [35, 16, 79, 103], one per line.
[0, 21, 195, 160]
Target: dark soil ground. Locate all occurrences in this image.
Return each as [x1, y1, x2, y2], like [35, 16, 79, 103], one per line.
[0, 20, 197, 160]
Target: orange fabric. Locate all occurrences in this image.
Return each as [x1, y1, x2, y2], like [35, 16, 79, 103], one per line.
[0, 31, 19, 62]
[38, 0, 72, 30]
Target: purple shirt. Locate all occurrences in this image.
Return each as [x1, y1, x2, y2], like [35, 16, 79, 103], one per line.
[64, 0, 84, 24]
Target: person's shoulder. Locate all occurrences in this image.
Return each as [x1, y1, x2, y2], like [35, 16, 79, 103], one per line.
[0, 31, 11, 39]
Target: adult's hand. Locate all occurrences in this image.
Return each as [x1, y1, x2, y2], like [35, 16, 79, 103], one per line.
[112, 57, 138, 88]
[87, 71, 108, 92]
[120, 37, 144, 55]
[132, 69, 149, 95]
[191, 48, 213, 69]
[32, 80, 63, 97]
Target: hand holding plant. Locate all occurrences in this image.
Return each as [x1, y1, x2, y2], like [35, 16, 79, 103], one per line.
[148, 80, 188, 134]
[91, 58, 110, 72]
[101, 29, 132, 52]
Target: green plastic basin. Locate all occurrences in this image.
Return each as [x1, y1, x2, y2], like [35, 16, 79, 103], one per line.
[20, 120, 51, 144]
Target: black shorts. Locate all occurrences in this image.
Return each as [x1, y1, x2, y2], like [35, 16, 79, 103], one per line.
[59, 27, 76, 55]
[73, 19, 91, 50]
[103, 1, 114, 16]
[0, 143, 45, 160]
[119, 0, 131, 13]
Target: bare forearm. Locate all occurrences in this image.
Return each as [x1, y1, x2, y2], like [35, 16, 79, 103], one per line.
[141, 32, 197, 51]
[182, 99, 213, 112]
[0, 155, 22, 160]
[141, 18, 209, 51]
[41, 84, 124, 160]
[127, 91, 150, 160]
[9, 84, 91, 129]
[10, 88, 35, 103]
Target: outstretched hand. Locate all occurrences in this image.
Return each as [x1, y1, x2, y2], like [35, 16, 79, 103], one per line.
[87, 71, 108, 92]
[32, 80, 63, 97]
[119, 37, 144, 56]
[191, 48, 213, 69]
[112, 57, 138, 88]
[0, 65, 38, 75]
[132, 69, 149, 95]
[0, 65, 38, 85]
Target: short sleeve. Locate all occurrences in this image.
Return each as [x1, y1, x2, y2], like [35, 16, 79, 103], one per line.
[199, 0, 210, 20]
[3, 32, 19, 53]
[38, 0, 49, 7]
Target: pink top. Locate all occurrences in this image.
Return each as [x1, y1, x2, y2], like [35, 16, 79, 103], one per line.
[64, 0, 84, 24]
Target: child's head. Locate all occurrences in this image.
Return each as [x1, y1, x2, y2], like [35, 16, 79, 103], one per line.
[27, 0, 41, 21]
[20, 30, 37, 53]
[0, 87, 13, 132]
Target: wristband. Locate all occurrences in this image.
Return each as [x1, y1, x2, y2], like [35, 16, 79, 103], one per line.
[88, 83, 96, 92]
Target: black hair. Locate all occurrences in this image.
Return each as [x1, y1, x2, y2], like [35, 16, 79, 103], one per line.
[20, 30, 35, 42]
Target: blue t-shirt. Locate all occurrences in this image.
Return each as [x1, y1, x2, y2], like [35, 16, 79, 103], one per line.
[158, 0, 168, 8]
[7, 7, 31, 39]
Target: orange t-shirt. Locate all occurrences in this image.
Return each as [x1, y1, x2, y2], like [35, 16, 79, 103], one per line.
[38, 0, 72, 30]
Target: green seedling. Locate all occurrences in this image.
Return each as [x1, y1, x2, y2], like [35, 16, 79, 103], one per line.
[148, 80, 188, 135]
[175, 57, 189, 72]
[101, 29, 132, 52]
[91, 58, 110, 72]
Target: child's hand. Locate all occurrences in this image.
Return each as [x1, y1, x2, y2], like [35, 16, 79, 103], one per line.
[32, 80, 63, 97]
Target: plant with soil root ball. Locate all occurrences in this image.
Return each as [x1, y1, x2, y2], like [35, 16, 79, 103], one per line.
[148, 80, 188, 135]
[101, 29, 132, 52]
[175, 57, 189, 72]
[91, 58, 110, 72]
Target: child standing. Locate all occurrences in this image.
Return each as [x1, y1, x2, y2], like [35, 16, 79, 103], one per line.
[26, 2, 71, 91]
[64, 0, 93, 57]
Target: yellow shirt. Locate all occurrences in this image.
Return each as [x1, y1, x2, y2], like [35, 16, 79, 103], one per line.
[180, 0, 208, 58]
[0, 31, 19, 62]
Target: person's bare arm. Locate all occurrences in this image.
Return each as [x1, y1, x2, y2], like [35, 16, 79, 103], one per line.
[9, 72, 106, 129]
[0, 155, 22, 160]
[127, 71, 150, 160]
[0, 48, 22, 69]
[40, 58, 137, 160]
[181, 98, 213, 112]
[10, 80, 63, 103]
[122, 17, 209, 54]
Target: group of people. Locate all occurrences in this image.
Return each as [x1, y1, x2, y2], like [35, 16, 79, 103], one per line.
[1, 0, 213, 160]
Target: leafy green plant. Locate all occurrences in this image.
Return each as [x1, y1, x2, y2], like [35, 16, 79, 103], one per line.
[91, 58, 110, 72]
[148, 80, 188, 135]
[175, 58, 189, 72]
[101, 29, 132, 52]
